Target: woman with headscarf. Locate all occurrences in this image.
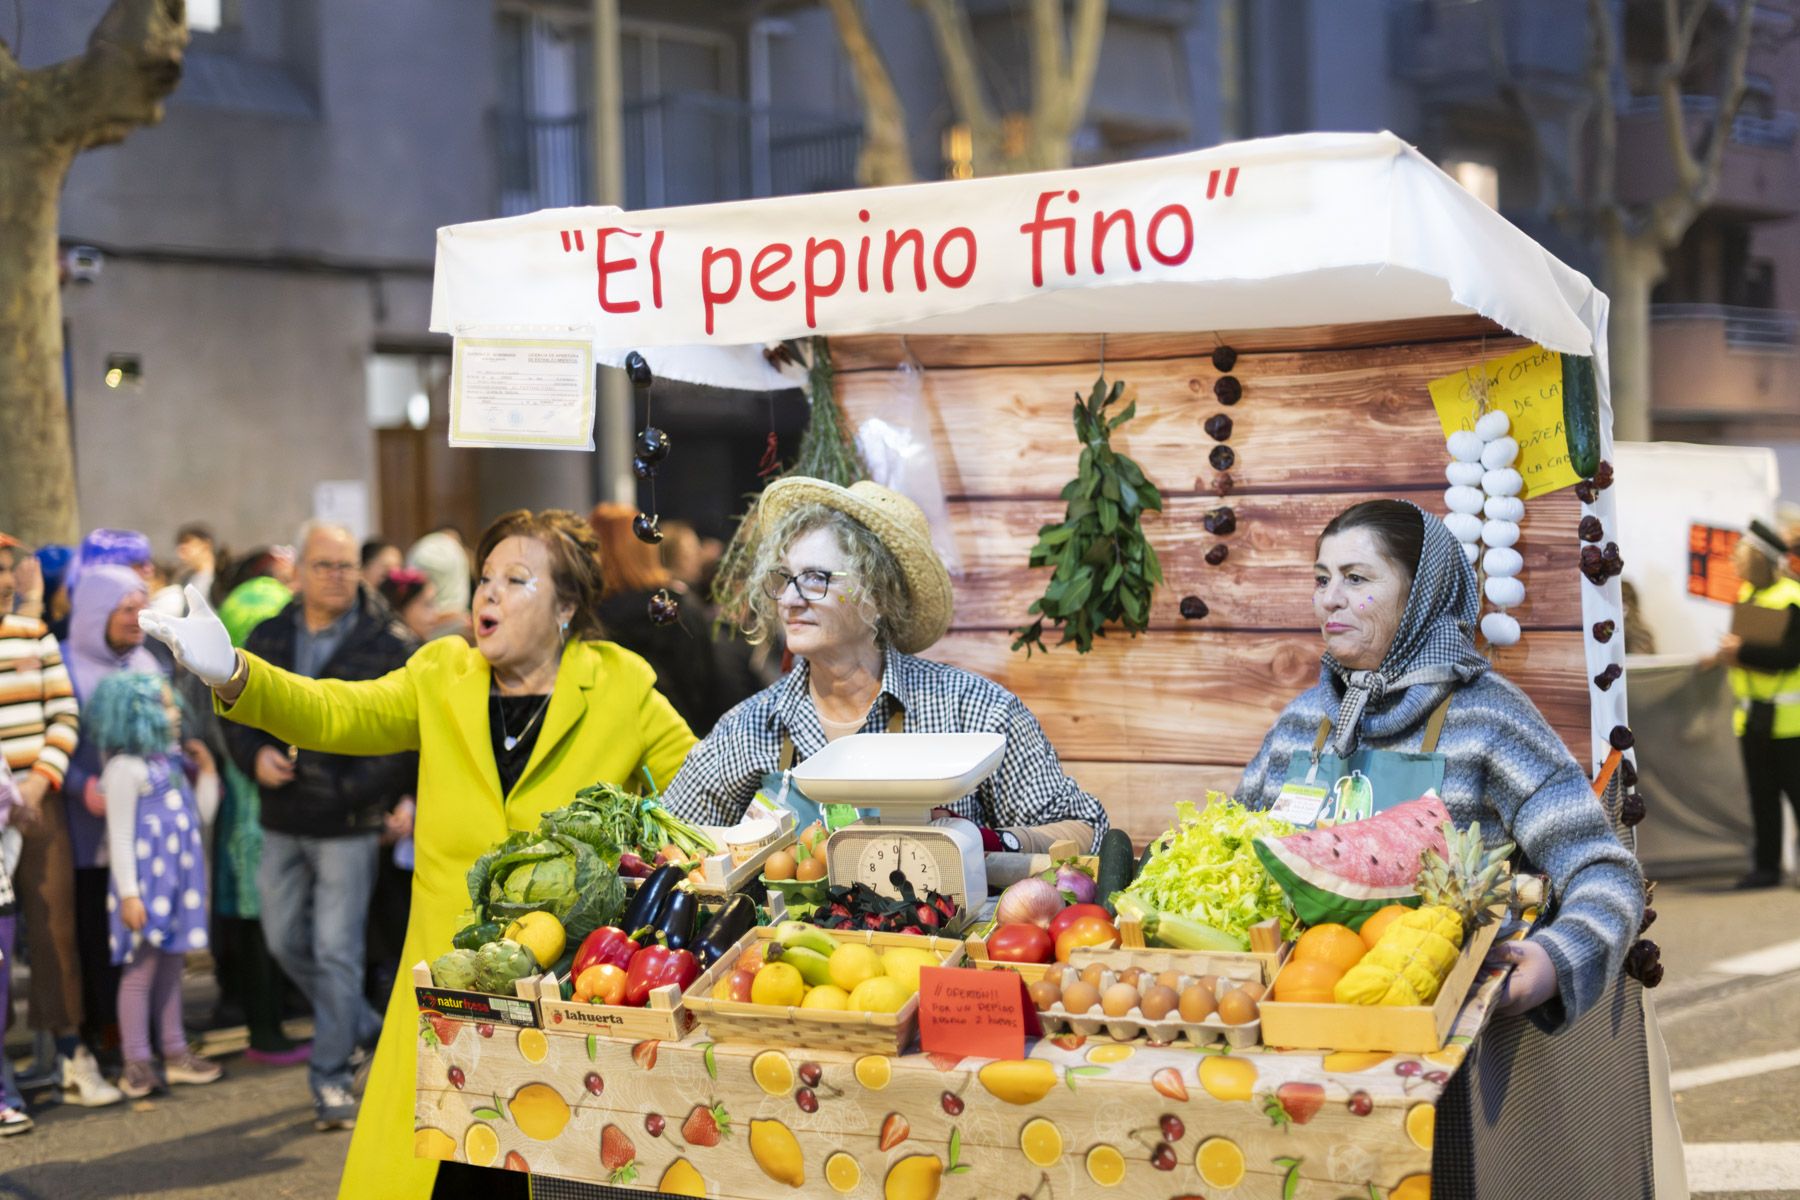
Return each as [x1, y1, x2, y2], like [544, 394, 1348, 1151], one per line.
[1237, 499, 1649, 1197]
[62, 565, 169, 1053]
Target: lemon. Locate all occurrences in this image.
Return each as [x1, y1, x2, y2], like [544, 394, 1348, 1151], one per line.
[510, 1082, 570, 1141]
[1406, 1102, 1436, 1151]
[749, 1119, 805, 1188]
[853, 1055, 892, 1090]
[659, 1159, 707, 1197]
[883, 1153, 943, 1200]
[1020, 1117, 1063, 1167]
[464, 1123, 499, 1167]
[977, 1059, 1057, 1105]
[826, 1152, 862, 1194]
[879, 948, 939, 995]
[1085, 1043, 1134, 1065]
[516, 1027, 548, 1064]
[1391, 1175, 1433, 1200]
[752, 1049, 795, 1095]
[848, 976, 909, 1014]
[503, 911, 565, 969]
[1196, 1137, 1245, 1188]
[1084, 1145, 1126, 1187]
[801, 984, 850, 1010]
[414, 1127, 457, 1160]
[828, 944, 884, 993]
[752, 962, 806, 1007]
[1198, 1055, 1257, 1103]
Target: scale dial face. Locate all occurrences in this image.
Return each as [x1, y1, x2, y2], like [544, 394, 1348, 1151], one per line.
[853, 836, 943, 897]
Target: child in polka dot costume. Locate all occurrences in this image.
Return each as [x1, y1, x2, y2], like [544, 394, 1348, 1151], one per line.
[88, 671, 224, 1097]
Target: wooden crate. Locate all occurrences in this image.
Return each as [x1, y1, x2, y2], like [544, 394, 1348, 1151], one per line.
[1065, 942, 1289, 988]
[1257, 919, 1502, 1053]
[685, 927, 967, 1055]
[623, 809, 797, 897]
[961, 935, 1062, 985]
[1111, 913, 1291, 984]
[517, 971, 698, 1042]
[410, 962, 541, 1029]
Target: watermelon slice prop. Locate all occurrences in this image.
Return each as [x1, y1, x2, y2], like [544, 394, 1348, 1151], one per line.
[1253, 794, 1452, 931]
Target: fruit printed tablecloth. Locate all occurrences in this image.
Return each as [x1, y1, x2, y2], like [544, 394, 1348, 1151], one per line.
[415, 968, 1506, 1199]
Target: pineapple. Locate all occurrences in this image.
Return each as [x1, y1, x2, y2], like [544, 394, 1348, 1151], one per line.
[1336, 821, 1513, 1006]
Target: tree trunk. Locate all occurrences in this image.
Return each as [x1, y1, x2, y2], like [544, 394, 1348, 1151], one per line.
[1601, 233, 1663, 444]
[822, 0, 917, 186]
[0, 142, 81, 544]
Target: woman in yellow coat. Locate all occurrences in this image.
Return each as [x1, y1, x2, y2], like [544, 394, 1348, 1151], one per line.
[142, 510, 697, 1200]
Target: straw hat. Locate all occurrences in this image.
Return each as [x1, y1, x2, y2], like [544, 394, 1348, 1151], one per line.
[759, 477, 954, 654]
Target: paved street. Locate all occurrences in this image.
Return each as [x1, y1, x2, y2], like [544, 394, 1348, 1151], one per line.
[3, 877, 1798, 1199]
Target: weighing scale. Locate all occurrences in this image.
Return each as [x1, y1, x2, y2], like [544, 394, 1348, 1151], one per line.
[787, 733, 1004, 916]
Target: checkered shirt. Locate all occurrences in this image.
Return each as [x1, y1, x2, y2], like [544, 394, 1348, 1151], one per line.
[661, 649, 1109, 849]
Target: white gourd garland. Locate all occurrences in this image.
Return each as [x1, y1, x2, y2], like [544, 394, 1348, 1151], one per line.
[1444, 407, 1525, 647]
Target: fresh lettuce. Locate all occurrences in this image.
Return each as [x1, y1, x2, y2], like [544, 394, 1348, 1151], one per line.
[1118, 794, 1297, 942]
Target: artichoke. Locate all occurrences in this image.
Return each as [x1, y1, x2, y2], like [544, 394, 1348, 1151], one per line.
[473, 938, 540, 995]
[430, 948, 480, 991]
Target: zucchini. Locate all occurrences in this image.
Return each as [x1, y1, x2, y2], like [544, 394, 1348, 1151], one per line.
[1563, 353, 1601, 479]
[1095, 828, 1135, 915]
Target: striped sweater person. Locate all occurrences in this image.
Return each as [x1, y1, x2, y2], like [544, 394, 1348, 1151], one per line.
[1, 612, 80, 786]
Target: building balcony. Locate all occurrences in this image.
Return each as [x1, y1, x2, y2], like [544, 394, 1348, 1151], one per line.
[1390, 0, 1589, 93]
[1616, 96, 1800, 220]
[1650, 303, 1800, 440]
[495, 95, 863, 217]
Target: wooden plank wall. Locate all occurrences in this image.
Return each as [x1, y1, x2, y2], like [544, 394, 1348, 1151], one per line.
[832, 317, 1589, 847]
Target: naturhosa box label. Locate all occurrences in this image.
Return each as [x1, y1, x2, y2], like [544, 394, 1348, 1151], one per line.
[417, 985, 541, 1029]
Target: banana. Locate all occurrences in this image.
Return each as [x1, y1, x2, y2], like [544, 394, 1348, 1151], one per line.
[773, 923, 839, 958]
[774, 945, 834, 989]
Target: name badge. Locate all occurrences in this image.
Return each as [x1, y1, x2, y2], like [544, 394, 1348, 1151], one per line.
[1268, 781, 1329, 827]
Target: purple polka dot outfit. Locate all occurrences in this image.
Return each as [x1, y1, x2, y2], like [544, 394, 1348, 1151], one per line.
[107, 754, 209, 965]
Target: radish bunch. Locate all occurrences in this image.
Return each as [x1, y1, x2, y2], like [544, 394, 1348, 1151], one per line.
[1445, 411, 1524, 647]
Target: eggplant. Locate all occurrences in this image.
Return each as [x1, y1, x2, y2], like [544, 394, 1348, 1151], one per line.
[622, 864, 682, 935]
[656, 886, 701, 952]
[691, 893, 758, 967]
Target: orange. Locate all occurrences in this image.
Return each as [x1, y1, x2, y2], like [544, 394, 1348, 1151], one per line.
[1271, 959, 1343, 1004]
[1294, 924, 1368, 974]
[1358, 904, 1412, 951]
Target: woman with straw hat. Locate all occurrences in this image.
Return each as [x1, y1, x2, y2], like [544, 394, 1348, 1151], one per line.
[663, 478, 1109, 852]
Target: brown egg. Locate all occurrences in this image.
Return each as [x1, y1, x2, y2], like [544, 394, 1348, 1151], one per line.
[1028, 979, 1063, 1012]
[1218, 988, 1260, 1026]
[1193, 974, 1222, 996]
[795, 855, 827, 881]
[1042, 965, 1073, 990]
[1236, 981, 1267, 1003]
[1178, 983, 1218, 1023]
[763, 850, 797, 881]
[1079, 963, 1109, 989]
[1139, 984, 1180, 1022]
[1101, 983, 1140, 1018]
[1061, 980, 1102, 1014]
[1155, 969, 1184, 992]
[1115, 967, 1144, 990]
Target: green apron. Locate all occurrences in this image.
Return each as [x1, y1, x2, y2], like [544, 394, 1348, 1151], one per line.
[761, 706, 906, 833]
[1269, 694, 1453, 828]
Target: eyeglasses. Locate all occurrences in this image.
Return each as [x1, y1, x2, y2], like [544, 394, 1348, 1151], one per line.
[306, 560, 359, 577]
[762, 569, 849, 602]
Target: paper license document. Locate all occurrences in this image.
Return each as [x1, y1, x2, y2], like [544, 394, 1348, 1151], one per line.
[450, 335, 594, 449]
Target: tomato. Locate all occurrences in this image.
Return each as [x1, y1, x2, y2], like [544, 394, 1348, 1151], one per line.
[577, 963, 627, 1006]
[726, 969, 756, 1002]
[987, 923, 1055, 964]
[1054, 915, 1119, 963]
[1048, 903, 1112, 943]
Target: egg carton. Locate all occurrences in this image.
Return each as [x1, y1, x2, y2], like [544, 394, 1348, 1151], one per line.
[1034, 965, 1263, 1048]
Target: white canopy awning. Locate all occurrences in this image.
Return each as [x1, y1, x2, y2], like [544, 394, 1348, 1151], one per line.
[430, 131, 1606, 393]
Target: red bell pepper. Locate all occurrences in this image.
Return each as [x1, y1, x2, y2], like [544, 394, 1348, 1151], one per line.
[572, 926, 639, 979]
[623, 943, 700, 1007]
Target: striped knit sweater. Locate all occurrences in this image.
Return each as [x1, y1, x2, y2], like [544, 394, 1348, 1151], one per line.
[1, 612, 81, 787]
[1238, 670, 1643, 1032]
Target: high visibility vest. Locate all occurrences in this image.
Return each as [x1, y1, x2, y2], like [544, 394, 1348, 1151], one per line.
[1730, 577, 1800, 738]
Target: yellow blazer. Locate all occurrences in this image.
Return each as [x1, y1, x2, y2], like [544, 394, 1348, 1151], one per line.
[220, 635, 697, 1200]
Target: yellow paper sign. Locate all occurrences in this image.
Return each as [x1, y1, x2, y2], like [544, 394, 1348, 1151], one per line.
[1428, 345, 1579, 499]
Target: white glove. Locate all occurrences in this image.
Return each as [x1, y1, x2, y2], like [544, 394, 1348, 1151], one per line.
[139, 584, 238, 687]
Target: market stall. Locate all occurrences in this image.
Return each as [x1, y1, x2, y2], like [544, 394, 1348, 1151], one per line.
[418, 131, 1655, 1200]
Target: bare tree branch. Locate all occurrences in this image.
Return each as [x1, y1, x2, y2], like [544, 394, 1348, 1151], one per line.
[915, 0, 1001, 169]
[1028, 0, 1064, 131]
[1674, 0, 1709, 66]
[1654, 0, 1756, 244]
[40, 0, 186, 150]
[1066, 0, 1107, 133]
[822, 0, 917, 185]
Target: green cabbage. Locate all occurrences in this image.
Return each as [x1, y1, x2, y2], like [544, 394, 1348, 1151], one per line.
[430, 948, 480, 991]
[1119, 795, 1298, 942]
[473, 938, 540, 994]
[466, 829, 625, 947]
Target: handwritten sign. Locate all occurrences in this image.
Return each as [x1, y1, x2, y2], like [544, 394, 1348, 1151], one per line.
[917, 966, 1038, 1060]
[1427, 345, 1580, 499]
[449, 334, 595, 450]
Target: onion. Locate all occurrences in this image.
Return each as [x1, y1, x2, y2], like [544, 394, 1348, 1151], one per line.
[1054, 864, 1097, 905]
[995, 878, 1063, 929]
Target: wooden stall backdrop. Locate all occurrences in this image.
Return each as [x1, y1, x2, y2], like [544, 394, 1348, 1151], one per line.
[833, 316, 1587, 847]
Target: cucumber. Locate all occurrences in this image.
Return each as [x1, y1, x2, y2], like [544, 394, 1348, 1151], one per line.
[1095, 828, 1135, 915]
[1562, 354, 1601, 479]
